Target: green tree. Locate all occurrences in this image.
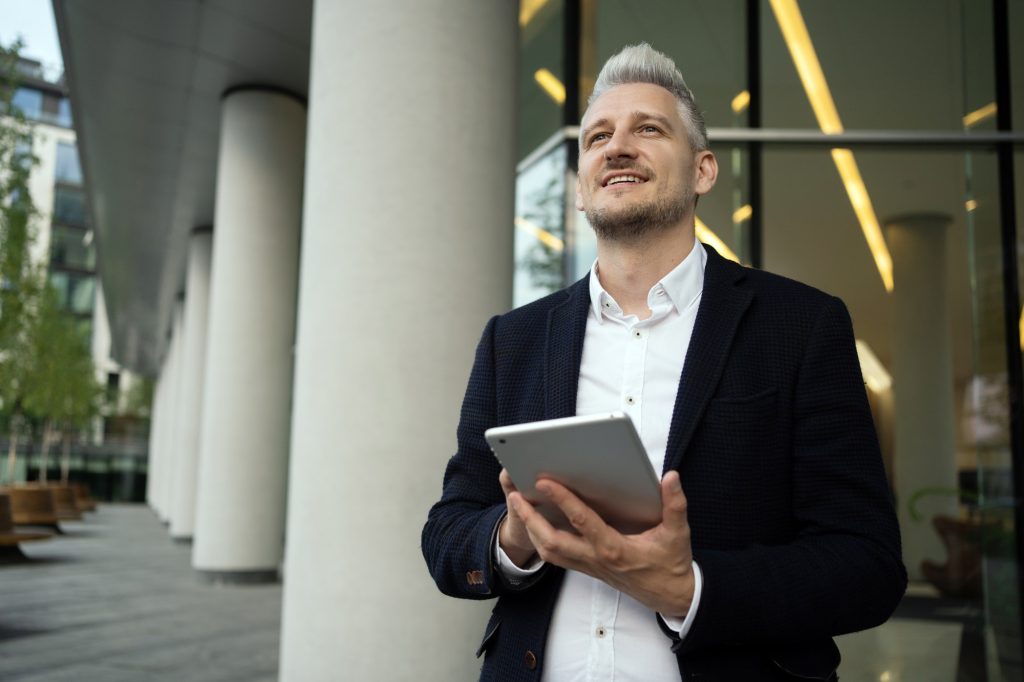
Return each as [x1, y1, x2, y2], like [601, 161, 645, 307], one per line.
[0, 39, 42, 483]
[22, 284, 103, 483]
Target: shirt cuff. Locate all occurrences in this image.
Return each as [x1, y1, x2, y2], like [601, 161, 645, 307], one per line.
[658, 560, 702, 637]
[493, 525, 544, 584]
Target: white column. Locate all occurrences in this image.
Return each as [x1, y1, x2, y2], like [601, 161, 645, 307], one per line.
[278, 3, 516, 680]
[169, 229, 213, 541]
[145, 371, 163, 511]
[886, 213, 958, 580]
[158, 299, 185, 525]
[191, 89, 306, 579]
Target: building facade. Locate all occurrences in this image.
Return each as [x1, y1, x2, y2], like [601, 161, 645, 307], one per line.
[5, 57, 142, 455]
[53, 0, 1024, 679]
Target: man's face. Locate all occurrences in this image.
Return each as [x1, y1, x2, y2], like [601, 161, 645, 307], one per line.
[576, 82, 715, 243]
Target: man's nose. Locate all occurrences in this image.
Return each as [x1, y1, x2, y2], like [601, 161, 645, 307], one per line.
[604, 129, 637, 160]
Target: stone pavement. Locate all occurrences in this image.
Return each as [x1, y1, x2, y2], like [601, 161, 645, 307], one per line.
[0, 504, 280, 682]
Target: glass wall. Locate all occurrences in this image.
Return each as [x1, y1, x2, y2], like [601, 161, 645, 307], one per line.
[515, 0, 1024, 678]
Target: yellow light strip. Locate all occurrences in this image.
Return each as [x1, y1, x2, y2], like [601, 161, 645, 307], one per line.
[831, 149, 893, 290]
[855, 339, 892, 393]
[732, 204, 753, 224]
[515, 217, 564, 252]
[534, 68, 566, 105]
[966, 199, 978, 212]
[963, 102, 997, 128]
[519, 0, 548, 27]
[696, 217, 740, 263]
[731, 90, 750, 114]
[770, 0, 893, 292]
[1020, 310, 1024, 351]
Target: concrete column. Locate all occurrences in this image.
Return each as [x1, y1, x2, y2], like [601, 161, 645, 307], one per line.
[886, 213, 957, 580]
[145, 371, 163, 511]
[169, 229, 214, 541]
[278, 3, 516, 680]
[159, 299, 185, 525]
[191, 89, 305, 579]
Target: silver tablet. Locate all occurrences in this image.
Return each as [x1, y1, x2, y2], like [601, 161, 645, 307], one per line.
[485, 412, 662, 534]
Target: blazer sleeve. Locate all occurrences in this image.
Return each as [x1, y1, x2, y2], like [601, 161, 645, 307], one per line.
[678, 296, 907, 653]
[422, 316, 542, 600]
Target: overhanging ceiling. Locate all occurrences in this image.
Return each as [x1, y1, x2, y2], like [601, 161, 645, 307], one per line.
[52, 0, 312, 374]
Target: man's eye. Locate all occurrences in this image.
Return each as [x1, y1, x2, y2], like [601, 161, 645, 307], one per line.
[641, 125, 659, 133]
[589, 133, 609, 145]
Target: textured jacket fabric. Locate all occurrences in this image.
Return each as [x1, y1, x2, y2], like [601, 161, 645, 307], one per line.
[422, 245, 907, 681]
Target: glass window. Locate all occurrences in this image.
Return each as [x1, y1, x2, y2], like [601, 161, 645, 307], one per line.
[55, 142, 83, 185]
[764, 147, 1016, 679]
[762, 0, 996, 131]
[50, 225, 95, 271]
[10, 87, 42, 119]
[56, 97, 72, 128]
[519, 0, 565, 163]
[53, 186, 89, 226]
[49, 271, 95, 315]
[591, 0, 747, 130]
[515, 144, 567, 307]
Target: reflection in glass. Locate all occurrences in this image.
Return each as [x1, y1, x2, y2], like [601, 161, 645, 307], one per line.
[514, 144, 567, 307]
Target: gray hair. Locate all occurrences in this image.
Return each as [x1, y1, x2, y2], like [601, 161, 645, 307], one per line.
[584, 43, 708, 151]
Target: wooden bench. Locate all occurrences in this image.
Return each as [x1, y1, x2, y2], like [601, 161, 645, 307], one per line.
[20, 483, 83, 521]
[0, 492, 52, 562]
[0, 486, 63, 532]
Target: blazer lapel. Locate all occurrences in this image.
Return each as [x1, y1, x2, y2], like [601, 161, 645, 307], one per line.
[545, 276, 590, 420]
[663, 247, 753, 474]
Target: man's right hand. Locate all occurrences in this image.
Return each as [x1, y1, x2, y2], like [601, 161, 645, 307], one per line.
[498, 469, 539, 568]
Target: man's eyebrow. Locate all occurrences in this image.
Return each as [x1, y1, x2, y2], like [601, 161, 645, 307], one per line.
[581, 117, 610, 143]
[581, 111, 676, 143]
[630, 111, 675, 130]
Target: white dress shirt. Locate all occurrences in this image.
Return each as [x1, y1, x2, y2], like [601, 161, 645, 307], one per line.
[496, 238, 707, 681]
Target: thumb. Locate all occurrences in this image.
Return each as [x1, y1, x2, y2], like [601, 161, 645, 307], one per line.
[660, 471, 689, 534]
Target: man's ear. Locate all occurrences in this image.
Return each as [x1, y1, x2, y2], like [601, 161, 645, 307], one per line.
[694, 151, 718, 197]
[574, 172, 584, 211]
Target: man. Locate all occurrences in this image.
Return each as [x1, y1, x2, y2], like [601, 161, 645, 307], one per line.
[422, 43, 906, 681]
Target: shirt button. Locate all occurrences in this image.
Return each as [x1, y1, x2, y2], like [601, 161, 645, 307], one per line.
[625, 396, 635, 405]
[633, 330, 642, 339]
[524, 650, 538, 670]
[596, 626, 607, 638]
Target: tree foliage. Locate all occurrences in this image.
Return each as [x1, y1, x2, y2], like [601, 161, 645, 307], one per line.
[1, 39, 102, 483]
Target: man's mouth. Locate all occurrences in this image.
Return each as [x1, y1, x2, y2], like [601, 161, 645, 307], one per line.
[601, 172, 649, 188]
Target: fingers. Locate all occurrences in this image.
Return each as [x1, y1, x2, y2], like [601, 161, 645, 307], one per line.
[499, 469, 518, 498]
[535, 479, 609, 540]
[659, 471, 690, 536]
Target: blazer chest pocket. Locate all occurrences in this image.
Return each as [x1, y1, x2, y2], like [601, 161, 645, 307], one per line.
[695, 389, 779, 502]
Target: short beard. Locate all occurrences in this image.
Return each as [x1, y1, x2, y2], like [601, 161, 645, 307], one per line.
[586, 191, 690, 245]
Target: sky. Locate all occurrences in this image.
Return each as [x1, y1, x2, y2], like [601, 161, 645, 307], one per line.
[0, 0, 64, 79]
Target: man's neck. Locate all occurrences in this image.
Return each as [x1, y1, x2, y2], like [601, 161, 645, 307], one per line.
[595, 223, 696, 320]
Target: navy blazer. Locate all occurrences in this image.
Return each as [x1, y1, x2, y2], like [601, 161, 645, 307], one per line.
[422, 245, 907, 681]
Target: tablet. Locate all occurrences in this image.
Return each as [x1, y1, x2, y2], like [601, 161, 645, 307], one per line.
[485, 412, 662, 534]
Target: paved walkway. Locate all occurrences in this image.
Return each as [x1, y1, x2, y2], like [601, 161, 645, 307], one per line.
[0, 504, 280, 682]
[0, 503, 991, 681]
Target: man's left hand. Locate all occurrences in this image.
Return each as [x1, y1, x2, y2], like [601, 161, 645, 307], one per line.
[507, 471, 695, 618]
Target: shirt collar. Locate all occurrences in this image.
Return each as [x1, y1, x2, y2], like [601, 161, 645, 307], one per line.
[589, 237, 707, 322]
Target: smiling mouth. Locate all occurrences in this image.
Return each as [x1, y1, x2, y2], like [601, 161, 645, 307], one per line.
[603, 174, 647, 188]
